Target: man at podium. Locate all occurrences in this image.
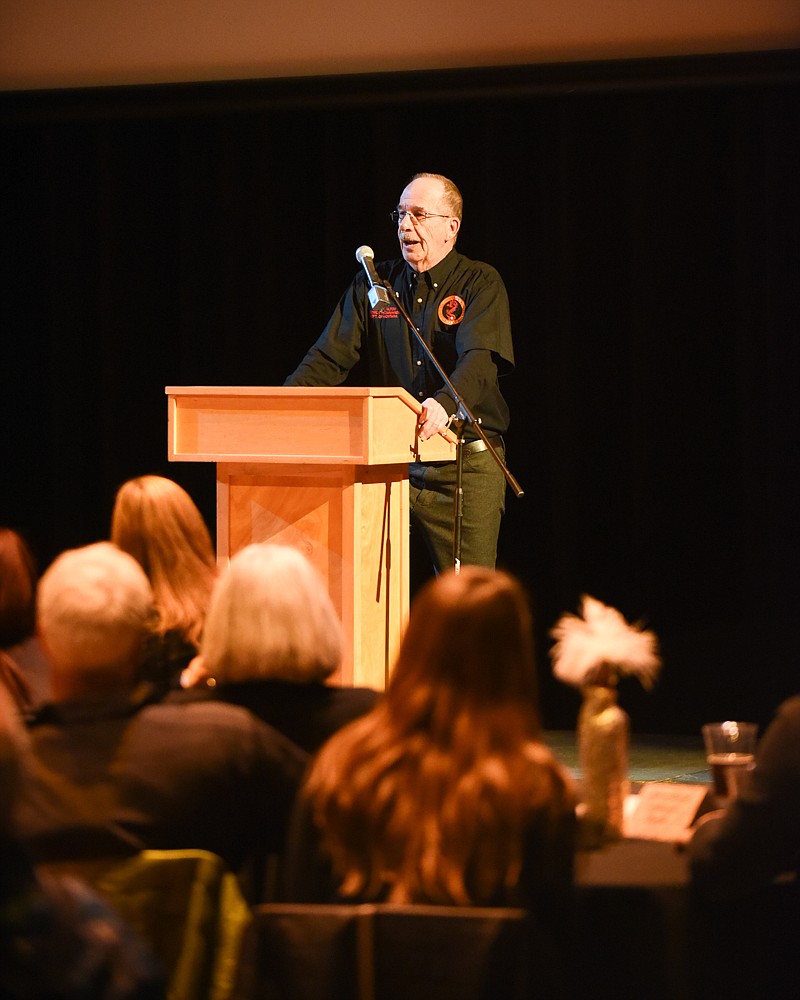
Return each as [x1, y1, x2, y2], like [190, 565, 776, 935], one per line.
[284, 173, 515, 582]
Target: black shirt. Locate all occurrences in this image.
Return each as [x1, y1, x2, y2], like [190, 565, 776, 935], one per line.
[285, 250, 514, 438]
[171, 679, 380, 754]
[17, 686, 308, 873]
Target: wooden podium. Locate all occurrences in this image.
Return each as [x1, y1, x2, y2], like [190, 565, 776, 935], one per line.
[166, 386, 456, 689]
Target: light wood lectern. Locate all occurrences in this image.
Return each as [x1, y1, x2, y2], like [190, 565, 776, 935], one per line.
[166, 386, 456, 690]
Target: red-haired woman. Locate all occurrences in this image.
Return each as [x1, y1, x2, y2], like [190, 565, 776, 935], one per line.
[283, 566, 576, 929]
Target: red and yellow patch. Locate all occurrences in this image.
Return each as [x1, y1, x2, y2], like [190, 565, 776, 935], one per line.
[437, 295, 465, 326]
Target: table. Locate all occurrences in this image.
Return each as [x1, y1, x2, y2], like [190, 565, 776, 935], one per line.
[574, 838, 799, 1000]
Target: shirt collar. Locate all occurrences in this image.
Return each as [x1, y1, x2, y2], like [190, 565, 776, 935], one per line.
[406, 248, 459, 291]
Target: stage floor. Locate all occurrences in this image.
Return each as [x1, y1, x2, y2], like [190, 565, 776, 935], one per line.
[545, 731, 710, 785]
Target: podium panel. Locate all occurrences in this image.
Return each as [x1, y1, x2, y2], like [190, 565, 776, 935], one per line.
[166, 386, 455, 689]
[217, 461, 409, 688]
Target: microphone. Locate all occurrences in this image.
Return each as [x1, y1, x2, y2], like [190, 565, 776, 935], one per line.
[355, 245, 393, 313]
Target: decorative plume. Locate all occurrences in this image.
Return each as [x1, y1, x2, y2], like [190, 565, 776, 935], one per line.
[550, 595, 661, 689]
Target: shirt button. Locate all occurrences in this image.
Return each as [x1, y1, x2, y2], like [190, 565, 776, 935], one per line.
[418, 391, 424, 398]
[417, 297, 423, 304]
[416, 360, 422, 366]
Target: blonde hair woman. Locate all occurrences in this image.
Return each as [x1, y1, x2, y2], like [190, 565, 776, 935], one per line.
[111, 475, 216, 691]
[283, 567, 576, 917]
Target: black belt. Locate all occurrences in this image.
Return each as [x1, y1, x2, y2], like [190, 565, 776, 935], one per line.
[460, 434, 503, 455]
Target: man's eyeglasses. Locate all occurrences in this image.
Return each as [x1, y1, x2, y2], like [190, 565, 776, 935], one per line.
[390, 209, 450, 223]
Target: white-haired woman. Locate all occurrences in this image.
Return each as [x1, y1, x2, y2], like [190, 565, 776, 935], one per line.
[183, 543, 379, 753]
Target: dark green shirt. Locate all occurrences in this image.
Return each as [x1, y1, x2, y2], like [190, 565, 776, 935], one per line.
[285, 249, 514, 438]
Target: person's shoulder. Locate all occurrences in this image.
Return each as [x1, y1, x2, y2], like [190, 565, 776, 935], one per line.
[450, 250, 505, 282]
[755, 694, 800, 747]
[447, 254, 510, 305]
[140, 694, 271, 728]
[523, 737, 564, 768]
[312, 684, 381, 724]
[775, 694, 800, 719]
[523, 739, 577, 798]
[762, 694, 800, 749]
[321, 683, 380, 701]
[136, 697, 309, 771]
[137, 693, 290, 745]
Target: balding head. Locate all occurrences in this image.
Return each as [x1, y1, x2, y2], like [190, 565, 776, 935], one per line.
[37, 542, 155, 697]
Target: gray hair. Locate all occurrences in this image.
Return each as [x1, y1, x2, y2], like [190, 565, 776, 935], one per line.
[201, 543, 343, 684]
[410, 172, 463, 222]
[37, 542, 154, 675]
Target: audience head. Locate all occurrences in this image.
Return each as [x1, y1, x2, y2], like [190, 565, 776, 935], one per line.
[304, 567, 571, 905]
[111, 475, 216, 645]
[387, 565, 542, 741]
[201, 543, 343, 685]
[0, 527, 38, 649]
[36, 542, 155, 697]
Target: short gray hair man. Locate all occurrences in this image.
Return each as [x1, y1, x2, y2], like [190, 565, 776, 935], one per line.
[37, 542, 154, 696]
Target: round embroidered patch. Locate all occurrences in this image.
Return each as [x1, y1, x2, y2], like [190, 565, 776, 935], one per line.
[437, 295, 466, 326]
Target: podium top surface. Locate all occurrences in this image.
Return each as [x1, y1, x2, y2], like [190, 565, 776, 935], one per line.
[167, 386, 419, 400]
[166, 385, 457, 465]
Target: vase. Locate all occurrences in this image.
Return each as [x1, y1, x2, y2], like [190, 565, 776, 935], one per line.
[577, 682, 630, 846]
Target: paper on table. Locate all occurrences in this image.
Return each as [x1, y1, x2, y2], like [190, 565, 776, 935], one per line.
[623, 783, 707, 842]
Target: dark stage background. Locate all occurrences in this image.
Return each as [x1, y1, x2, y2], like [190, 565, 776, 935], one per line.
[1, 50, 798, 734]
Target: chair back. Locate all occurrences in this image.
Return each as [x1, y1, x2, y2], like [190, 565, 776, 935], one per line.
[233, 902, 533, 1000]
[40, 849, 250, 1000]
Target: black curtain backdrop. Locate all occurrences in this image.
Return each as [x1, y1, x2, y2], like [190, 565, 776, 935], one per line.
[2, 50, 798, 734]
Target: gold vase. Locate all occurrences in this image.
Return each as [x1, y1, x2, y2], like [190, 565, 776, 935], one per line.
[578, 682, 630, 846]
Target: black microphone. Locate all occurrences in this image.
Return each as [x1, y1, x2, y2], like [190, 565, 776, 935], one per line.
[355, 245, 393, 313]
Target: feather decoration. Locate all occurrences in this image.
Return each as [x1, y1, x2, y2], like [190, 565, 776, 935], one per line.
[550, 595, 661, 689]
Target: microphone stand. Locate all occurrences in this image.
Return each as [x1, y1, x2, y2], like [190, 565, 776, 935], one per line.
[382, 284, 524, 572]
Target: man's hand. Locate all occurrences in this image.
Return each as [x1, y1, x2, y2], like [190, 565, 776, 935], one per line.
[418, 397, 450, 440]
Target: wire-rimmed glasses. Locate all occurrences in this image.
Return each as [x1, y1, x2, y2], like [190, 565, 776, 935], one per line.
[390, 209, 451, 224]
